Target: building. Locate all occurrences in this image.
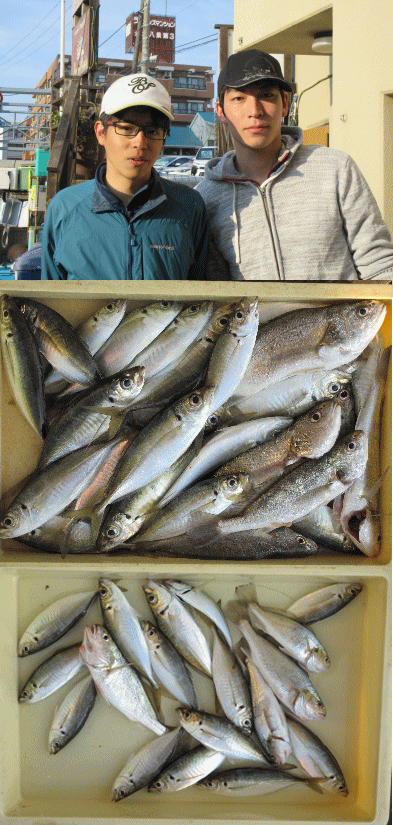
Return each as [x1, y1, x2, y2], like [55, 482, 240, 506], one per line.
[229, 0, 393, 234]
[34, 55, 215, 156]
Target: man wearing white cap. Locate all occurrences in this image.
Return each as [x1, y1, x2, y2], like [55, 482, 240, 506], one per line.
[41, 74, 210, 280]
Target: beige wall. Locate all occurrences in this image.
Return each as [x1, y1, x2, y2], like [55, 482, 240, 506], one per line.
[233, 0, 393, 234]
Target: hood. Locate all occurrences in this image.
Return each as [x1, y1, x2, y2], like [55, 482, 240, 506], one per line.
[203, 126, 304, 183]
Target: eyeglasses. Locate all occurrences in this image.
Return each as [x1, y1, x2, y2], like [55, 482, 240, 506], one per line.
[107, 121, 166, 140]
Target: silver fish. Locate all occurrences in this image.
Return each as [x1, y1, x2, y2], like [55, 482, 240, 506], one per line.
[98, 578, 157, 686]
[48, 674, 96, 754]
[165, 579, 233, 650]
[159, 416, 292, 506]
[210, 626, 252, 734]
[99, 387, 216, 510]
[235, 617, 326, 722]
[37, 367, 145, 468]
[18, 589, 98, 656]
[143, 580, 212, 676]
[44, 299, 128, 393]
[0, 294, 46, 437]
[198, 767, 311, 796]
[79, 624, 166, 735]
[97, 444, 197, 551]
[294, 505, 358, 554]
[176, 707, 269, 763]
[142, 621, 198, 707]
[19, 643, 85, 703]
[287, 716, 348, 795]
[95, 300, 183, 376]
[127, 301, 214, 378]
[245, 657, 291, 764]
[133, 474, 253, 542]
[246, 603, 330, 673]
[285, 582, 363, 624]
[148, 745, 226, 792]
[217, 430, 368, 535]
[234, 301, 387, 398]
[0, 440, 124, 539]
[206, 296, 259, 412]
[340, 344, 391, 556]
[16, 297, 100, 385]
[112, 726, 190, 800]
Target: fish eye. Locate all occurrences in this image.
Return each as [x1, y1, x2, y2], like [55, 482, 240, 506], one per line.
[189, 304, 198, 312]
[243, 718, 252, 728]
[118, 788, 127, 797]
[297, 536, 306, 544]
[339, 389, 349, 399]
[122, 378, 132, 388]
[347, 440, 357, 451]
[147, 628, 155, 638]
[182, 710, 191, 720]
[311, 410, 322, 421]
[235, 311, 244, 320]
[99, 585, 109, 595]
[205, 779, 214, 788]
[190, 394, 200, 405]
[154, 780, 163, 788]
[227, 477, 237, 487]
[219, 317, 228, 326]
[161, 301, 170, 308]
[106, 303, 114, 310]
[3, 516, 15, 527]
[329, 382, 340, 393]
[106, 528, 119, 538]
[23, 644, 30, 653]
[175, 413, 183, 421]
[357, 305, 369, 316]
[102, 633, 109, 641]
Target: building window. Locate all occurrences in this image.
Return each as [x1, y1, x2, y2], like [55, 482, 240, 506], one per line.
[172, 100, 204, 114]
[173, 76, 205, 90]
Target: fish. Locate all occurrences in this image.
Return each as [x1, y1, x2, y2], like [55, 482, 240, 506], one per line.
[127, 301, 214, 378]
[214, 399, 343, 489]
[285, 582, 363, 624]
[143, 580, 212, 676]
[37, 367, 145, 468]
[79, 624, 166, 735]
[217, 430, 368, 535]
[294, 505, 359, 554]
[19, 643, 85, 703]
[148, 745, 226, 792]
[244, 657, 291, 764]
[44, 298, 128, 394]
[176, 707, 269, 763]
[221, 366, 354, 423]
[112, 726, 190, 800]
[340, 344, 391, 556]
[96, 444, 197, 551]
[98, 387, 216, 511]
[95, 300, 183, 376]
[16, 297, 100, 385]
[18, 589, 98, 656]
[142, 621, 198, 707]
[205, 296, 259, 412]
[0, 440, 126, 539]
[0, 294, 46, 438]
[287, 716, 348, 795]
[164, 579, 233, 650]
[233, 301, 387, 398]
[198, 767, 313, 796]
[210, 625, 252, 734]
[159, 416, 292, 506]
[246, 603, 330, 673]
[48, 674, 96, 754]
[98, 578, 157, 686]
[133, 473, 254, 542]
[234, 617, 326, 722]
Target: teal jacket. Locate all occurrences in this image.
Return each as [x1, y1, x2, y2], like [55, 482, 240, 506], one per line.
[41, 163, 210, 280]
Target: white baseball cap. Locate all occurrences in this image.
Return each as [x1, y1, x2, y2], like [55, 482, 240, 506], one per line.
[100, 73, 174, 120]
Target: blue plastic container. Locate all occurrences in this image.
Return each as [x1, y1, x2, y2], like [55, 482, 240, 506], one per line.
[12, 243, 42, 280]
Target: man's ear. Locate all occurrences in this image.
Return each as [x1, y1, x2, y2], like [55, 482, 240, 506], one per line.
[282, 92, 289, 118]
[95, 120, 106, 146]
[216, 99, 227, 125]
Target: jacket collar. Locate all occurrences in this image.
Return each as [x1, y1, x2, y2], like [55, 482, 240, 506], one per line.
[91, 163, 164, 214]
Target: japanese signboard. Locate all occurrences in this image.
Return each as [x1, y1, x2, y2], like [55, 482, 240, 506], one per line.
[125, 13, 176, 63]
[72, 8, 92, 76]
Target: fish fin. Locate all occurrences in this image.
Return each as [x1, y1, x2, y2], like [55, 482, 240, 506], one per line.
[305, 777, 327, 795]
[225, 598, 249, 626]
[364, 467, 389, 502]
[235, 582, 258, 604]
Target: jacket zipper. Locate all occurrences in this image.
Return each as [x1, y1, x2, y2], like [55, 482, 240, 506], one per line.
[261, 187, 283, 281]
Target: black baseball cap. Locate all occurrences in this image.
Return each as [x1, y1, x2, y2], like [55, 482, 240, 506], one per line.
[218, 49, 292, 96]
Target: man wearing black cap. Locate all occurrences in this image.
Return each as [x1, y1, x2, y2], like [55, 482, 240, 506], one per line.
[197, 49, 393, 281]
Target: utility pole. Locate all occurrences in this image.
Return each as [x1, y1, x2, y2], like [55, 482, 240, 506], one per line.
[140, 0, 151, 74]
[60, 0, 66, 79]
[132, 0, 144, 72]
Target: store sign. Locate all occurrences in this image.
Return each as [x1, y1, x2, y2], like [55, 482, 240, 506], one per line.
[125, 13, 175, 63]
[72, 8, 92, 76]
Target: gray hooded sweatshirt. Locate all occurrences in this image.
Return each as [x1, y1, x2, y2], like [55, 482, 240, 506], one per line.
[196, 127, 393, 281]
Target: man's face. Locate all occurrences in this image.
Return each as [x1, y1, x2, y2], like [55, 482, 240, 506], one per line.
[216, 83, 288, 155]
[95, 106, 165, 189]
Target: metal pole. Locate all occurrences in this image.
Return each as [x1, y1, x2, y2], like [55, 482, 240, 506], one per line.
[60, 0, 66, 79]
[132, 0, 144, 73]
[140, 0, 150, 74]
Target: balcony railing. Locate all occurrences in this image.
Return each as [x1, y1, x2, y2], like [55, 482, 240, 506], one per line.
[173, 77, 206, 90]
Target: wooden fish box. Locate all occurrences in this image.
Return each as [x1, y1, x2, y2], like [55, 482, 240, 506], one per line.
[0, 280, 391, 825]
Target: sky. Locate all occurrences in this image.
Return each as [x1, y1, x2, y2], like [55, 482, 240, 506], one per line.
[0, 0, 233, 119]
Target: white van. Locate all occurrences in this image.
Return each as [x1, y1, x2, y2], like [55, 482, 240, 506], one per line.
[191, 146, 217, 177]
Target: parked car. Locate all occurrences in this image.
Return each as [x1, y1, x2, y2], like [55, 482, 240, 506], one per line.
[160, 159, 195, 177]
[191, 146, 217, 177]
[153, 156, 179, 170]
[155, 156, 195, 173]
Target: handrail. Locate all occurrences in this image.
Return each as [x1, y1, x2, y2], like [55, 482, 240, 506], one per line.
[46, 77, 81, 208]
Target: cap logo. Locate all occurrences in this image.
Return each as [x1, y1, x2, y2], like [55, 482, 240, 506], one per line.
[128, 77, 156, 94]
